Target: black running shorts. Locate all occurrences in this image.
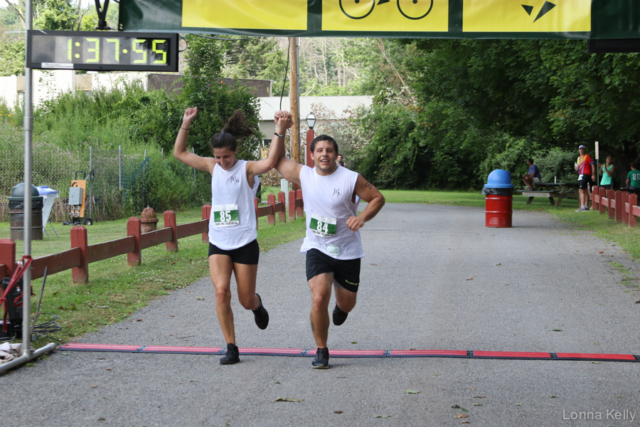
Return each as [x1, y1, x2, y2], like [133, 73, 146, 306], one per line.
[305, 248, 361, 293]
[208, 240, 259, 265]
[579, 175, 592, 190]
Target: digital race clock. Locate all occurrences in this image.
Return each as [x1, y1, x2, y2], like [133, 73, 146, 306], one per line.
[27, 30, 178, 72]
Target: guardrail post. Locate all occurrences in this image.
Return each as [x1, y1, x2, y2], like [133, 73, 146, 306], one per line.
[630, 194, 638, 228]
[127, 217, 142, 267]
[0, 239, 16, 279]
[592, 185, 599, 210]
[267, 193, 276, 225]
[164, 211, 178, 252]
[202, 204, 211, 243]
[622, 192, 629, 225]
[278, 191, 286, 223]
[296, 189, 304, 218]
[615, 190, 624, 223]
[70, 226, 88, 284]
[254, 197, 259, 230]
[289, 190, 296, 221]
[599, 187, 606, 215]
[607, 189, 615, 220]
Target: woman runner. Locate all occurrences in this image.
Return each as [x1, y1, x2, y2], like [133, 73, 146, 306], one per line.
[174, 107, 293, 364]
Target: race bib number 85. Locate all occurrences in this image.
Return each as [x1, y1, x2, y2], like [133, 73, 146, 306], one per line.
[213, 204, 239, 227]
[310, 214, 336, 237]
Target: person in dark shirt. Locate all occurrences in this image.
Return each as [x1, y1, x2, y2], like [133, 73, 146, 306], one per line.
[522, 158, 541, 191]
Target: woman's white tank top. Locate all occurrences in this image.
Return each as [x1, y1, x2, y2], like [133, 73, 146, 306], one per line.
[299, 164, 364, 260]
[208, 159, 259, 250]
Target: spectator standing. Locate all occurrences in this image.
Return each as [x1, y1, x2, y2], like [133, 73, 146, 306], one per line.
[626, 163, 640, 189]
[522, 158, 541, 191]
[575, 144, 595, 212]
[600, 155, 615, 190]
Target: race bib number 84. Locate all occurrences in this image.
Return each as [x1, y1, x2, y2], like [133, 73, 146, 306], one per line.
[310, 214, 336, 237]
[213, 204, 239, 227]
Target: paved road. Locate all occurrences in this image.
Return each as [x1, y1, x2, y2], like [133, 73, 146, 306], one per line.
[2, 204, 640, 426]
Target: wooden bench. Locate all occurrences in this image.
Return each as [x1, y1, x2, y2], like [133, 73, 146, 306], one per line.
[520, 183, 578, 206]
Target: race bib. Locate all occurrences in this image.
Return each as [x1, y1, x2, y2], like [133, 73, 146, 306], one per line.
[213, 204, 239, 227]
[310, 214, 336, 237]
[578, 174, 583, 180]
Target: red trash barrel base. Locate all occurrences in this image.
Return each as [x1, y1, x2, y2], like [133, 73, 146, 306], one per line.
[485, 195, 512, 228]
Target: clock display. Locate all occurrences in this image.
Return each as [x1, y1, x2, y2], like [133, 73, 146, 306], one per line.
[27, 31, 178, 72]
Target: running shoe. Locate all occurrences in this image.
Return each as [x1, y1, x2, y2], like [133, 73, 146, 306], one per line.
[220, 343, 240, 365]
[332, 304, 348, 326]
[252, 293, 269, 330]
[312, 347, 330, 369]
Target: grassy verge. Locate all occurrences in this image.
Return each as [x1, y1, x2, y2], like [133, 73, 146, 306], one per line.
[380, 189, 640, 259]
[0, 203, 306, 348]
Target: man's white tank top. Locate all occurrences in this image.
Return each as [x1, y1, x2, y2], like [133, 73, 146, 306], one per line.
[208, 159, 259, 250]
[299, 164, 364, 260]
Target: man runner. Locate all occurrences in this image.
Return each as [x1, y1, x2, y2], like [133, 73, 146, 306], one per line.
[275, 133, 385, 368]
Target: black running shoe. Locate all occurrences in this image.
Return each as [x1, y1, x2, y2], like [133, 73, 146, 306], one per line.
[312, 347, 330, 369]
[220, 343, 240, 365]
[332, 304, 348, 326]
[252, 293, 269, 330]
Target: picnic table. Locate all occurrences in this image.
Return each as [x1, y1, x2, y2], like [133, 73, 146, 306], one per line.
[518, 182, 579, 206]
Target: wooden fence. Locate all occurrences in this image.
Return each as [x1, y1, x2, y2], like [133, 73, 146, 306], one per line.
[0, 190, 304, 285]
[591, 186, 640, 227]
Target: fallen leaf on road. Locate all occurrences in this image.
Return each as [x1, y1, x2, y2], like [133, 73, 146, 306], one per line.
[334, 410, 343, 414]
[454, 414, 469, 419]
[274, 397, 304, 402]
[196, 297, 205, 301]
[635, 301, 640, 304]
[404, 390, 421, 394]
[548, 395, 557, 398]
[91, 385, 98, 388]
[473, 403, 482, 406]
[136, 319, 142, 322]
[351, 341, 358, 344]
[466, 278, 473, 281]
[104, 369, 111, 371]
[97, 418, 105, 422]
[190, 380, 197, 383]
[373, 415, 392, 418]
[474, 396, 486, 398]
[592, 361, 601, 364]
[274, 381, 281, 384]
[494, 263, 501, 266]
[451, 404, 460, 409]
[599, 251, 604, 254]
[371, 263, 377, 266]
[551, 329, 562, 332]
[460, 422, 471, 424]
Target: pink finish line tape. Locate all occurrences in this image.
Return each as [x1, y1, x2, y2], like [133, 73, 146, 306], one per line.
[59, 344, 640, 363]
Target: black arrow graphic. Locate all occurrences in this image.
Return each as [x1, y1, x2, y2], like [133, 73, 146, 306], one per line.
[534, 1, 556, 22]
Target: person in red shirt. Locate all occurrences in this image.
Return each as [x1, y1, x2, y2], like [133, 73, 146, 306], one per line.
[574, 145, 595, 212]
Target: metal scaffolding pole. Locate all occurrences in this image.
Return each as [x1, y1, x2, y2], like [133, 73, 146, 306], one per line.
[22, 0, 33, 359]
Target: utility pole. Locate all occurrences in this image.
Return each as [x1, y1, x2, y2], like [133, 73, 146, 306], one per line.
[289, 37, 300, 165]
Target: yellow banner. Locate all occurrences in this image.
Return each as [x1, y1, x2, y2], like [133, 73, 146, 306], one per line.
[182, 0, 308, 30]
[323, 0, 448, 32]
[463, 0, 591, 32]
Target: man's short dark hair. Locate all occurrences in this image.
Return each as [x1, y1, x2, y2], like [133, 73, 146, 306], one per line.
[310, 135, 338, 154]
[527, 158, 534, 164]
